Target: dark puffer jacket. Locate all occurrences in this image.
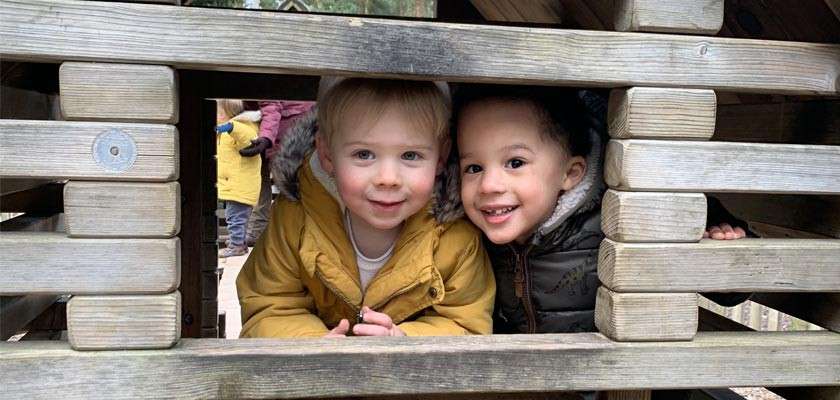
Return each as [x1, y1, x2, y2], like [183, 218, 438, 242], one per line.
[490, 129, 607, 334]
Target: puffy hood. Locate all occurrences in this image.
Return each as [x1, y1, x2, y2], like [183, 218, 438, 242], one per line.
[270, 109, 464, 224]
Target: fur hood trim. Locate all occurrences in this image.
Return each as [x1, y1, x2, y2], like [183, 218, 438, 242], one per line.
[270, 108, 464, 224]
[532, 129, 605, 245]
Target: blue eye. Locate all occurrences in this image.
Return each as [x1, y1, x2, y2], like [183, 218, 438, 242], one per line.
[464, 164, 482, 174]
[402, 151, 421, 161]
[505, 158, 525, 169]
[355, 150, 374, 160]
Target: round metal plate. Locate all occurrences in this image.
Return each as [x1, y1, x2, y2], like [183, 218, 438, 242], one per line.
[92, 128, 137, 173]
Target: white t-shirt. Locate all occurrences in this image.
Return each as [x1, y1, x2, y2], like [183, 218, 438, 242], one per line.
[345, 210, 394, 291]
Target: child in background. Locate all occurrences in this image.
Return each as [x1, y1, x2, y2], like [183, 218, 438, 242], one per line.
[216, 99, 262, 258]
[236, 78, 495, 338]
[454, 85, 747, 335]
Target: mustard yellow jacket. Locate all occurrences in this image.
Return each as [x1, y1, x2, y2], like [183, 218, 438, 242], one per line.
[237, 151, 495, 337]
[216, 113, 261, 206]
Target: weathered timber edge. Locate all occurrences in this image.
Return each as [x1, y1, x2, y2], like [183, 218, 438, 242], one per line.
[1, 333, 839, 398]
[1, 0, 839, 94]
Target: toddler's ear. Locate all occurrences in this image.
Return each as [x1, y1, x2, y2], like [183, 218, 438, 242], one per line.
[436, 137, 452, 175]
[561, 155, 586, 191]
[315, 133, 335, 175]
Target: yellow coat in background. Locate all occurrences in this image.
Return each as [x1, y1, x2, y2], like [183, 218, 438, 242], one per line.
[236, 155, 496, 338]
[216, 114, 261, 206]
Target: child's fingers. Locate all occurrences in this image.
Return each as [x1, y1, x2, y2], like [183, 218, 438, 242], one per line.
[353, 323, 390, 337]
[360, 308, 394, 328]
[703, 230, 710, 238]
[324, 319, 349, 337]
[708, 225, 724, 240]
[734, 226, 747, 238]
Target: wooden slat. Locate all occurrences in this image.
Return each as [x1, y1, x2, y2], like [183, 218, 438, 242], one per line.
[600, 190, 706, 242]
[469, 0, 563, 24]
[714, 193, 840, 238]
[614, 0, 723, 34]
[608, 87, 716, 140]
[67, 292, 180, 350]
[1, 332, 838, 397]
[64, 181, 180, 238]
[0, 120, 178, 181]
[751, 293, 839, 333]
[0, 232, 179, 295]
[598, 238, 840, 292]
[2, 0, 840, 95]
[60, 62, 178, 123]
[604, 139, 840, 194]
[595, 287, 698, 341]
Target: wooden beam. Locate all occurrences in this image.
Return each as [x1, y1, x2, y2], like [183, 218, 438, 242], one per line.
[7, 332, 833, 396]
[605, 139, 840, 194]
[600, 190, 706, 242]
[64, 181, 180, 238]
[595, 287, 697, 341]
[598, 238, 840, 293]
[750, 293, 839, 333]
[59, 62, 178, 123]
[0, 232, 179, 295]
[608, 87, 716, 140]
[469, 0, 563, 24]
[713, 193, 840, 238]
[0, 120, 178, 181]
[614, 0, 723, 34]
[67, 292, 180, 350]
[2, 0, 840, 95]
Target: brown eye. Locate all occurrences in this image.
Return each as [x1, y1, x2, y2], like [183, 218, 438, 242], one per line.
[464, 164, 482, 174]
[505, 158, 525, 169]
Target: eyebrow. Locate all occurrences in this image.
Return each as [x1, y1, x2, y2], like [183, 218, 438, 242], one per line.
[460, 143, 534, 160]
[342, 141, 434, 151]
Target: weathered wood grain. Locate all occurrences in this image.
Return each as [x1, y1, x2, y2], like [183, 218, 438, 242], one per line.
[595, 287, 698, 341]
[608, 87, 716, 140]
[67, 292, 180, 350]
[751, 293, 839, 333]
[604, 139, 840, 194]
[64, 181, 180, 238]
[601, 190, 706, 242]
[0, 232, 179, 295]
[0, 120, 178, 181]
[1, 0, 839, 94]
[713, 193, 840, 238]
[469, 0, 563, 24]
[614, 0, 724, 34]
[60, 62, 178, 123]
[598, 238, 840, 292]
[1, 332, 838, 397]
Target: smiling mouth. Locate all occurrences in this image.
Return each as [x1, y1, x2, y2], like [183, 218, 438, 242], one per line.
[481, 206, 518, 216]
[371, 200, 405, 208]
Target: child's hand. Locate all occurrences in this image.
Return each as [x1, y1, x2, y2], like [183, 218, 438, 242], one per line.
[215, 122, 233, 134]
[353, 306, 405, 337]
[324, 319, 350, 338]
[703, 223, 746, 240]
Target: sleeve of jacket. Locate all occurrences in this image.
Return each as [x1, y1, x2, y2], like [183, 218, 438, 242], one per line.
[257, 101, 283, 144]
[229, 120, 260, 150]
[398, 223, 496, 336]
[236, 202, 329, 338]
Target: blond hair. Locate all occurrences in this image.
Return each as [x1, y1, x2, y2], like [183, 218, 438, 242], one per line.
[317, 78, 451, 145]
[217, 99, 244, 120]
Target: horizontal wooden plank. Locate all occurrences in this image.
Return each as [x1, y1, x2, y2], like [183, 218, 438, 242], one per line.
[60, 62, 178, 123]
[598, 238, 840, 292]
[6, 332, 835, 397]
[64, 181, 180, 237]
[2, 0, 840, 94]
[751, 293, 839, 333]
[0, 120, 178, 181]
[67, 292, 180, 350]
[595, 287, 697, 341]
[605, 139, 840, 194]
[713, 193, 840, 238]
[0, 232, 179, 295]
[600, 190, 706, 242]
[608, 87, 716, 140]
[614, 0, 723, 34]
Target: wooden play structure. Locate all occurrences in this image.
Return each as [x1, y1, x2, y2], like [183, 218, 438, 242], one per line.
[1, 0, 838, 398]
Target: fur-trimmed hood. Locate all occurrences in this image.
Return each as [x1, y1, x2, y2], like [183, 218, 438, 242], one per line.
[270, 109, 465, 224]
